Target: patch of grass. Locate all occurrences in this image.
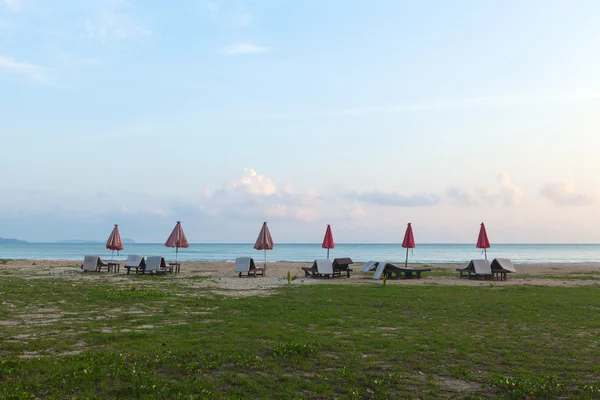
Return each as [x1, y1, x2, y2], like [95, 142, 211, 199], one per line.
[0, 273, 599, 398]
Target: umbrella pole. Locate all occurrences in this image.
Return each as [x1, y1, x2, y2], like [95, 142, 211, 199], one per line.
[176, 247, 179, 264]
[405, 247, 409, 268]
[484, 248, 487, 260]
[264, 249, 267, 267]
[327, 248, 330, 259]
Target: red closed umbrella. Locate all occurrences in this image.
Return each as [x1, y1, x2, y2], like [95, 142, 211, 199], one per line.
[165, 221, 189, 263]
[321, 224, 334, 259]
[476, 222, 490, 259]
[106, 224, 124, 260]
[254, 222, 274, 266]
[402, 222, 416, 267]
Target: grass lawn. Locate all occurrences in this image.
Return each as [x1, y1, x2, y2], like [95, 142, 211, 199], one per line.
[0, 268, 599, 399]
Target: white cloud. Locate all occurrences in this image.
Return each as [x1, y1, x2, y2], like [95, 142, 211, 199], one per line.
[447, 172, 523, 207]
[79, 1, 151, 42]
[346, 191, 441, 207]
[539, 182, 598, 207]
[2, 0, 20, 11]
[0, 55, 46, 82]
[204, 169, 321, 222]
[81, 17, 150, 41]
[220, 42, 272, 55]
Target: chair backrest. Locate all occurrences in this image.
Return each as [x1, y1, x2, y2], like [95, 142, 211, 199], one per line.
[146, 256, 165, 271]
[468, 259, 492, 275]
[361, 261, 378, 273]
[333, 257, 353, 268]
[372, 262, 387, 280]
[82, 255, 100, 271]
[315, 259, 333, 275]
[491, 258, 516, 273]
[125, 254, 144, 268]
[235, 257, 251, 272]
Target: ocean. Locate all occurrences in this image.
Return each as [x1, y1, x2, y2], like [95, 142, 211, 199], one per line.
[0, 243, 598, 264]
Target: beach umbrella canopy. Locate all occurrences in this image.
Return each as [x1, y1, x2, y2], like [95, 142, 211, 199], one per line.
[402, 223, 415, 267]
[165, 221, 189, 263]
[254, 222, 274, 265]
[106, 224, 124, 259]
[476, 222, 490, 259]
[321, 224, 335, 259]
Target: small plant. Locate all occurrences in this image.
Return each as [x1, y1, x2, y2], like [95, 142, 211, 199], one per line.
[286, 270, 298, 285]
[273, 342, 316, 359]
[488, 374, 567, 399]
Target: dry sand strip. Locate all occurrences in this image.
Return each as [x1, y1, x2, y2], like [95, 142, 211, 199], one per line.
[1, 260, 599, 290]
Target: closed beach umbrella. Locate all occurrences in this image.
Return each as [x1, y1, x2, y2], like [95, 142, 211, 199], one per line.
[254, 222, 274, 266]
[106, 224, 124, 260]
[402, 222, 416, 268]
[165, 221, 189, 263]
[321, 224, 335, 259]
[476, 222, 490, 259]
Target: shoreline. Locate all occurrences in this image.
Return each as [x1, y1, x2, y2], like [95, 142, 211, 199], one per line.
[1, 260, 599, 290]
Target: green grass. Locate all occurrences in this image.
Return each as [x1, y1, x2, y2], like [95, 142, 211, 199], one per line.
[0, 272, 599, 399]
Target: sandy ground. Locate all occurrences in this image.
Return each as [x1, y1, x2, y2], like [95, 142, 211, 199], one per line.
[1, 259, 599, 292]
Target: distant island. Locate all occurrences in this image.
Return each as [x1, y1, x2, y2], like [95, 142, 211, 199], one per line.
[55, 238, 137, 244]
[0, 237, 29, 244]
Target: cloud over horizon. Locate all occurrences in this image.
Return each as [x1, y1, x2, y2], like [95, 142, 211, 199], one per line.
[539, 182, 599, 207]
[447, 172, 523, 207]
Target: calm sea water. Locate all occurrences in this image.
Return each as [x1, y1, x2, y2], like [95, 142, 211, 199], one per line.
[0, 243, 598, 264]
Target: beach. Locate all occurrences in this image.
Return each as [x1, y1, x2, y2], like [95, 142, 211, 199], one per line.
[2, 259, 599, 293]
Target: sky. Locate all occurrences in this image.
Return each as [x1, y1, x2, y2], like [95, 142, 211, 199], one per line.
[1, 0, 600, 243]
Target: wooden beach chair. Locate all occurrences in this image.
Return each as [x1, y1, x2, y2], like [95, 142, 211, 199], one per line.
[456, 259, 492, 280]
[144, 256, 169, 275]
[490, 258, 517, 281]
[81, 255, 109, 272]
[124, 254, 146, 274]
[235, 257, 265, 277]
[332, 257, 353, 278]
[302, 259, 334, 278]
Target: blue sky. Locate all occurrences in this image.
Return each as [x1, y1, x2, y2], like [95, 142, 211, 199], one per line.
[1, 0, 599, 243]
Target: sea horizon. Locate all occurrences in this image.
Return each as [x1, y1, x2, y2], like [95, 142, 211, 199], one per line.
[1, 242, 599, 264]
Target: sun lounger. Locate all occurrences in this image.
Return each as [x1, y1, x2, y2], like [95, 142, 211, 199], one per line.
[332, 257, 353, 278]
[301, 259, 334, 278]
[490, 258, 516, 281]
[144, 256, 169, 274]
[124, 254, 146, 274]
[372, 262, 388, 280]
[81, 255, 109, 272]
[383, 263, 431, 279]
[456, 259, 492, 280]
[235, 257, 265, 277]
[371, 262, 430, 280]
[360, 261, 379, 273]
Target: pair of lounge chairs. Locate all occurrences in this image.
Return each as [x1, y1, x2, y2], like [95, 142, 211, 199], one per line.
[301, 258, 354, 278]
[457, 258, 516, 280]
[361, 261, 432, 280]
[123, 255, 176, 275]
[234, 257, 266, 277]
